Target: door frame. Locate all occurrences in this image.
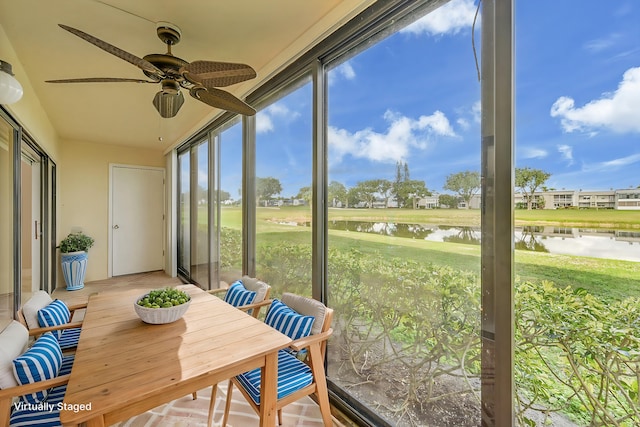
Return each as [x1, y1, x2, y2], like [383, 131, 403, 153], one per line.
[108, 163, 166, 277]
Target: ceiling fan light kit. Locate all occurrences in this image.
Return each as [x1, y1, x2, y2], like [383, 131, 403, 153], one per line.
[0, 60, 24, 104]
[153, 90, 184, 118]
[47, 22, 256, 117]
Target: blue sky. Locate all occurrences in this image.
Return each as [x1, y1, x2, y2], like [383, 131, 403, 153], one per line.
[220, 0, 640, 199]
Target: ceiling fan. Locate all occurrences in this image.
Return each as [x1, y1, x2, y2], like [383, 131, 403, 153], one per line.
[47, 22, 257, 118]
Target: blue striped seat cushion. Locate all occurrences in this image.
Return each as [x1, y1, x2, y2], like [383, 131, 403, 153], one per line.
[9, 383, 67, 426]
[235, 349, 313, 405]
[59, 354, 75, 376]
[12, 333, 63, 404]
[57, 327, 81, 351]
[224, 281, 257, 308]
[9, 355, 74, 427]
[265, 299, 315, 340]
[37, 300, 71, 340]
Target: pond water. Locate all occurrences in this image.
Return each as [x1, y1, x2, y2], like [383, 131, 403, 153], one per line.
[297, 220, 640, 262]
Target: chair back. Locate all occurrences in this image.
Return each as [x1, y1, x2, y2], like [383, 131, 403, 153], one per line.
[19, 290, 53, 330]
[240, 275, 271, 304]
[280, 293, 333, 357]
[0, 320, 29, 389]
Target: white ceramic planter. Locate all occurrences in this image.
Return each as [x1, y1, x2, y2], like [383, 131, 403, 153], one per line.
[61, 251, 88, 291]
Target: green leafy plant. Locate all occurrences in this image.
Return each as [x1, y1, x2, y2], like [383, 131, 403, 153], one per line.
[59, 232, 94, 253]
[255, 239, 640, 425]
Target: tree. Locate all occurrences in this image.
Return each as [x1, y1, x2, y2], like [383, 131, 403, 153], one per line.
[353, 179, 387, 207]
[395, 179, 429, 208]
[443, 171, 481, 209]
[328, 181, 348, 207]
[438, 194, 459, 209]
[393, 162, 427, 208]
[347, 186, 363, 207]
[220, 190, 231, 202]
[256, 177, 282, 206]
[196, 185, 207, 204]
[515, 167, 551, 210]
[296, 186, 312, 205]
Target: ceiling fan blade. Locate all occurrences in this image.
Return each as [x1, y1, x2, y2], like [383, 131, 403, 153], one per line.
[182, 60, 256, 87]
[46, 77, 156, 84]
[190, 87, 256, 116]
[59, 24, 163, 76]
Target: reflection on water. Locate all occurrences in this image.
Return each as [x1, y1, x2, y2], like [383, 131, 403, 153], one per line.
[299, 220, 640, 262]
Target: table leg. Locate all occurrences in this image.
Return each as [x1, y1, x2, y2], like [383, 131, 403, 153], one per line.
[85, 415, 106, 427]
[259, 351, 278, 426]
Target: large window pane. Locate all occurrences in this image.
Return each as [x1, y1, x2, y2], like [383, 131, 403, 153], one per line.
[177, 150, 190, 276]
[514, 2, 640, 425]
[192, 139, 210, 287]
[326, 3, 482, 425]
[0, 115, 14, 320]
[20, 141, 42, 306]
[219, 120, 243, 286]
[254, 80, 313, 298]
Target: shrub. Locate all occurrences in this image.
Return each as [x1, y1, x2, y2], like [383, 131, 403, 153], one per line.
[59, 232, 94, 253]
[252, 239, 640, 425]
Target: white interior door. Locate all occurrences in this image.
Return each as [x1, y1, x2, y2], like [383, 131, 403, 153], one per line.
[111, 165, 165, 276]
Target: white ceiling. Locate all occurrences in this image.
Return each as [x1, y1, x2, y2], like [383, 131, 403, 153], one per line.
[0, 0, 373, 150]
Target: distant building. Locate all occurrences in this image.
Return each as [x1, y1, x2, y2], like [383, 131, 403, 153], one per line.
[514, 188, 640, 210]
[616, 189, 640, 210]
[416, 194, 439, 209]
[578, 191, 616, 209]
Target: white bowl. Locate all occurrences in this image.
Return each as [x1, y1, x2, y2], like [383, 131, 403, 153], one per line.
[134, 296, 191, 324]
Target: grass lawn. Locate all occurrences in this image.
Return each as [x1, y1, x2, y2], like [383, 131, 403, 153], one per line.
[219, 206, 640, 300]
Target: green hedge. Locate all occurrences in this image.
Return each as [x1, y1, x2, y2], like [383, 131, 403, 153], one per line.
[233, 234, 640, 425]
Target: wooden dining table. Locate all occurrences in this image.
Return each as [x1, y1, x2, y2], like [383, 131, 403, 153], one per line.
[59, 284, 291, 427]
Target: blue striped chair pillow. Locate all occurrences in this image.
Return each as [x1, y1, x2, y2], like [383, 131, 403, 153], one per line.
[12, 332, 63, 404]
[265, 299, 315, 340]
[37, 299, 71, 340]
[224, 281, 257, 308]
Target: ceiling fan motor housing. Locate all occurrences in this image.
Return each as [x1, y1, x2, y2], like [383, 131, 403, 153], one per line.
[161, 79, 180, 95]
[156, 21, 181, 45]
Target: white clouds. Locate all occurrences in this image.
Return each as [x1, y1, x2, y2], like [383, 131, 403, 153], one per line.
[582, 153, 640, 172]
[471, 100, 481, 123]
[455, 101, 480, 130]
[550, 67, 640, 134]
[256, 102, 299, 134]
[583, 33, 621, 53]
[330, 62, 356, 84]
[329, 110, 456, 164]
[520, 147, 548, 159]
[401, 0, 478, 36]
[557, 144, 574, 166]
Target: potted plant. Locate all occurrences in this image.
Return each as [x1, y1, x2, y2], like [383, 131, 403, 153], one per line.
[59, 232, 94, 291]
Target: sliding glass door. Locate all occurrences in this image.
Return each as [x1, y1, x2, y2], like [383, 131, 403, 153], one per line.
[1, 108, 57, 321]
[177, 137, 214, 287]
[0, 112, 16, 320]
